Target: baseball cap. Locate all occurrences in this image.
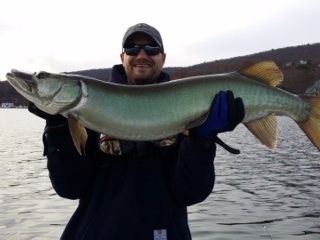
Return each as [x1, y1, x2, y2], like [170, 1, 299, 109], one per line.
[122, 23, 163, 50]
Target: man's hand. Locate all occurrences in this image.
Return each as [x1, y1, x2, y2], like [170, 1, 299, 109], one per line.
[28, 102, 67, 126]
[193, 90, 245, 138]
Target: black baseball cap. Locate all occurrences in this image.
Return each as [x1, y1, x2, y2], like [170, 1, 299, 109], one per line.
[122, 23, 163, 49]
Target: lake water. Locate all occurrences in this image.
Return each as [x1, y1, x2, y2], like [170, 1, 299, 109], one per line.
[0, 109, 319, 240]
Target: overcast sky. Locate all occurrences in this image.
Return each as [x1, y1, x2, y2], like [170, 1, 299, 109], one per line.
[1, 0, 319, 80]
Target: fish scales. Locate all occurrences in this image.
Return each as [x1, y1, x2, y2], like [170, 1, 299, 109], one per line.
[68, 74, 306, 140]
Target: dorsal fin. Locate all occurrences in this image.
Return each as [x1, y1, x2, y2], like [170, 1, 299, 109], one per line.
[238, 61, 284, 87]
[244, 114, 278, 150]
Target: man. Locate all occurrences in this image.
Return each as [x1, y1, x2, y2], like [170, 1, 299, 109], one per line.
[29, 23, 244, 240]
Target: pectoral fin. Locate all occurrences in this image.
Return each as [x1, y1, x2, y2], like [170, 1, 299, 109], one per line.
[185, 113, 209, 130]
[244, 114, 278, 150]
[68, 114, 88, 156]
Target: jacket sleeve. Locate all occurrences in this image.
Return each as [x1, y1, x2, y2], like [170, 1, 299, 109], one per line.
[172, 138, 216, 206]
[43, 123, 100, 200]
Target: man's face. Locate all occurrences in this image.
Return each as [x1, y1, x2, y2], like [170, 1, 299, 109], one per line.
[120, 33, 166, 85]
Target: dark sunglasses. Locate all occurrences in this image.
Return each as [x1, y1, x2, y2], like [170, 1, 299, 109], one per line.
[123, 44, 163, 56]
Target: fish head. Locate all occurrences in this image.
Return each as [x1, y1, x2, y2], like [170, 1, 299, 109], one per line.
[6, 69, 82, 115]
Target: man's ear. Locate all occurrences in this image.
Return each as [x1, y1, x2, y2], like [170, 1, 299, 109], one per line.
[162, 53, 166, 65]
[120, 53, 125, 63]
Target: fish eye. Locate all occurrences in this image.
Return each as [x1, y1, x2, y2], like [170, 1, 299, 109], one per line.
[37, 72, 47, 79]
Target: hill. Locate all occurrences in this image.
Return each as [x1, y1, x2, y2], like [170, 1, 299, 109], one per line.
[1, 43, 320, 106]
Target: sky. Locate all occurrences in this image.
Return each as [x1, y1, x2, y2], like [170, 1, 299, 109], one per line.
[1, 0, 319, 80]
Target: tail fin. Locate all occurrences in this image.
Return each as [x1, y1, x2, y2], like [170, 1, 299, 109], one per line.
[298, 96, 320, 150]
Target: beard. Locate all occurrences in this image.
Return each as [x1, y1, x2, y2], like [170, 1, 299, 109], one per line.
[127, 69, 159, 85]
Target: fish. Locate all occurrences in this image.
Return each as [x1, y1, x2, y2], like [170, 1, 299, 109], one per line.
[6, 61, 320, 155]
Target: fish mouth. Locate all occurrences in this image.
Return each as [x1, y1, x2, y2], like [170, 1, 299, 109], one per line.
[6, 69, 36, 92]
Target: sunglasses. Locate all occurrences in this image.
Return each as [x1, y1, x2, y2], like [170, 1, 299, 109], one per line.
[123, 44, 162, 56]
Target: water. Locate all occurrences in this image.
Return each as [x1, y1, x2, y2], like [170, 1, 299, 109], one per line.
[0, 109, 319, 240]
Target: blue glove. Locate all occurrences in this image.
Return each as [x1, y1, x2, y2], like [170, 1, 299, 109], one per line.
[194, 90, 244, 138]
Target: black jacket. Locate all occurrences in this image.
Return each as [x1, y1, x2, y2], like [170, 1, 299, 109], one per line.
[44, 65, 216, 240]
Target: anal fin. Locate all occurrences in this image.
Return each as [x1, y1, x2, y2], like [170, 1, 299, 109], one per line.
[244, 114, 278, 150]
[68, 114, 88, 156]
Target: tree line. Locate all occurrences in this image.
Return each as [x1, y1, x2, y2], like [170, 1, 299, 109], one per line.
[1, 43, 320, 106]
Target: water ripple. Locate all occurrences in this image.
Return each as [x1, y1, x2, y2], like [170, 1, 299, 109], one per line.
[1, 110, 319, 239]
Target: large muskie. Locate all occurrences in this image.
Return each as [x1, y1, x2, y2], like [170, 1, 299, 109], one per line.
[6, 61, 320, 155]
